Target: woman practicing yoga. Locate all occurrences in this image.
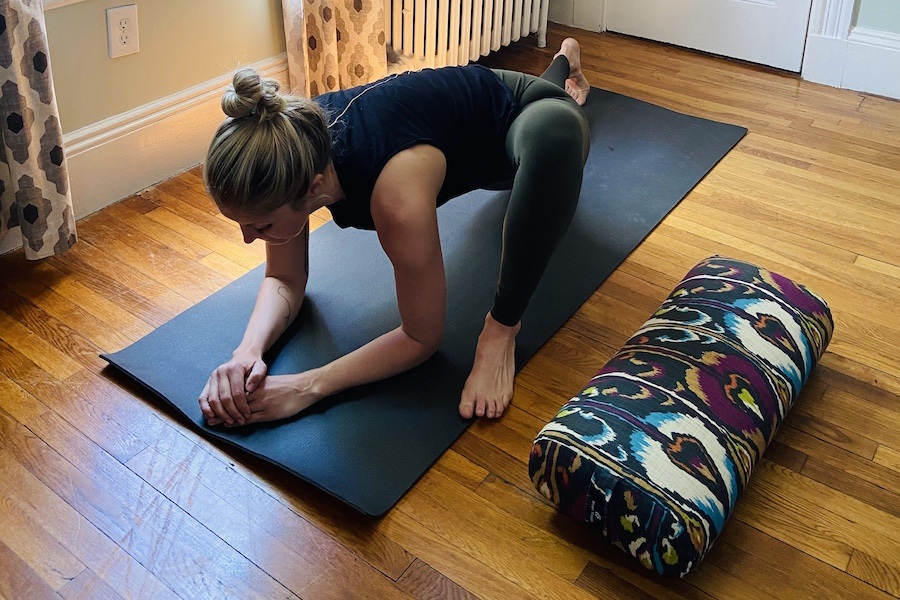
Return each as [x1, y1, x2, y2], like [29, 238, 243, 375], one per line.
[199, 38, 591, 427]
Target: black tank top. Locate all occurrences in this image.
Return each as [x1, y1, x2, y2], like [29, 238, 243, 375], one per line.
[315, 65, 518, 230]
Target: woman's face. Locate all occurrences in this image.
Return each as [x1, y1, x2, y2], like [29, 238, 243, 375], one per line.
[220, 203, 309, 245]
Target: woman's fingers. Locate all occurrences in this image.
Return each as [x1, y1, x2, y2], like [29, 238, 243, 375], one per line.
[200, 358, 267, 426]
[212, 370, 241, 425]
[198, 378, 214, 419]
[246, 360, 268, 393]
[230, 374, 252, 422]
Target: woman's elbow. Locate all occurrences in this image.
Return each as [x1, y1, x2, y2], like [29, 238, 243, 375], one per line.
[409, 327, 443, 363]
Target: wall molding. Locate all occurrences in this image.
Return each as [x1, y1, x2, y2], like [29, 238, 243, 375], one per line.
[65, 53, 288, 221]
[43, 0, 89, 10]
[849, 26, 900, 51]
[1, 53, 288, 257]
[803, 0, 900, 100]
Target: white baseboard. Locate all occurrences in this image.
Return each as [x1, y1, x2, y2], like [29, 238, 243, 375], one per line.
[3, 53, 288, 257]
[801, 35, 848, 89]
[803, 28, 900, 100]
[842, 27, 900, 99]
[65, 53, 288, 220]
[0, 229, 21, 255]
[549, 0, 606, 31]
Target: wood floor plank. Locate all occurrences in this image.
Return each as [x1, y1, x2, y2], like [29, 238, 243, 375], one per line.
[777, 422, 900, 499]
[143, 205, 264, 271]
[800, 455, 900, 519]
[41, 234, 194, 328]
[452, 429, 544, 502]
[737, 134, 900, 203]
[472, 475, 712, 599]
[123, 445, 334, 595]
[0, 285, 106, 371]
[780, 409, 879, 462]
[796, 386, 900, 449]
[0, 451, 178, 600]
[395, 559, 479, 600]
[855, 255, 900, 280]
[103, 199, 213, 263]
[661, 207, 898, 316]
[702, 521, 893, 600]
[0, 369, 147, 474]
[0, 452, 85, 591]
[1, 271, 137, 352]
[379, 508, 544, 600]
[874, 445, 900, 473]
[126, 443, 417, 598]
[430, 448, 490, 491]
[816, 354, 900, 401]
[576, 560, 703, 600]
[736, 460, 900, 573]
[125, 418, 416, 581]
[199, 250, 251, 280]
[0, 397, 299, 599]
[397, 468, 591, 589]
[0, 537, 63, 600]
[76, 212, 231, 304]
[59, 569, 126, 600]
[849, 551, 900, 598]
[762, 439, 809, 473]
[0, 310, 81, 381]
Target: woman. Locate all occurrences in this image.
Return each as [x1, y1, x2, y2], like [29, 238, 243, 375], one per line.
[199, 38, 591, 427]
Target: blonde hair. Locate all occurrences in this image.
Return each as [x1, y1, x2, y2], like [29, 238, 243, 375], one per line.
[204, 67, 331, 215]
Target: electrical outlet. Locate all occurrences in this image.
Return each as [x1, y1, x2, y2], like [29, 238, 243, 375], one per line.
[107, 5, 139, 59]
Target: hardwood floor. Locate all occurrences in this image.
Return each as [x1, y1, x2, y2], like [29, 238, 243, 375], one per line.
[1, 23, 899, 599]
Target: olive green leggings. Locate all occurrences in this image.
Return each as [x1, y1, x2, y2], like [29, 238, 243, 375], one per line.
[489, 57, 591, 326]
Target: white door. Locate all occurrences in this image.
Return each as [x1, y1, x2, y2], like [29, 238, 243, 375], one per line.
[604, 0, 814, 72]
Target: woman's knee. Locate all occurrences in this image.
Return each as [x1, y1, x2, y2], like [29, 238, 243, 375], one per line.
[509, 100, 590, 167]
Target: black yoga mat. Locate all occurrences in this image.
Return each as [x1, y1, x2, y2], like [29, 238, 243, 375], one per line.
[102, 88, 746, 516]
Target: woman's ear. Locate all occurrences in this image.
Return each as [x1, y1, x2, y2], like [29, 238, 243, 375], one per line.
[307, 173, 326, 196]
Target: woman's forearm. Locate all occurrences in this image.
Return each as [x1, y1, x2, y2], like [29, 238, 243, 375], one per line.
[235, 276, 305, 357]
[311, 326, 438, 397]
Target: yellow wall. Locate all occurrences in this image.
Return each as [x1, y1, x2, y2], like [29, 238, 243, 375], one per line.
[45, 0, 286, 133]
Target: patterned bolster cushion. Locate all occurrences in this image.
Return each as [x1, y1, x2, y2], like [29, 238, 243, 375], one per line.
[529, 256, 834, 577]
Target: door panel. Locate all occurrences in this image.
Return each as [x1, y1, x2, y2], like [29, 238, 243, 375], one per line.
[606, 0, 813, 72]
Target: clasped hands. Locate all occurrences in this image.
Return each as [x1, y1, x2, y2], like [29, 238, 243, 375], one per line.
[198, 351, 323, 427]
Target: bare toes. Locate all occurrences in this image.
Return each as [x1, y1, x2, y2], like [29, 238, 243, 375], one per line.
[475, 399, 488, 418]
[459, 397, 475, 419]
[493, 398, 508, 419]
[565, 79, 588, 106]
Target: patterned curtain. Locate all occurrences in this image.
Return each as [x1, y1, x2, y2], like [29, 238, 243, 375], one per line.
[281, 0, 388, 97]
[0, 0, 75, 259]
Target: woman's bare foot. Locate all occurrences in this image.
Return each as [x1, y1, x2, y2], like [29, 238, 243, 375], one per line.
[554, 37, 590, 106]
[459, 313, 520, 419]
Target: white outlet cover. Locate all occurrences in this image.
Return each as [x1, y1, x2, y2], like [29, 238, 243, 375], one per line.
[107, 4, 139, 59]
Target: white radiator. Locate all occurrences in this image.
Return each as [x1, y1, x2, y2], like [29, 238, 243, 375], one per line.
[385, 0, 549, 70]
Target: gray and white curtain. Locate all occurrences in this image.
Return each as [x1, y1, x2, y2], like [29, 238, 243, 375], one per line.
[0, 0, 75, 260]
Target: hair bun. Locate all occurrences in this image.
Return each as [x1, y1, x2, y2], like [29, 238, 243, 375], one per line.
[221, 67, 287, 120]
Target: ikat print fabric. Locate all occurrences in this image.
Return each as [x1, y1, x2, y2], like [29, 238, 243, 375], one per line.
[529, 256, 833, 577]
[0, 0, 75, 259]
